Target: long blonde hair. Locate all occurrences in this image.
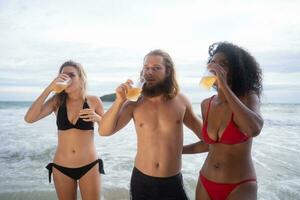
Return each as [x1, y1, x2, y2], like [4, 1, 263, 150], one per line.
[53, 60, 87, 108]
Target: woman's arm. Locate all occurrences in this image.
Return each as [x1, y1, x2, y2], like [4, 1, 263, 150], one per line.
[24, 74, 69, 123]
[24, 87, 55, 123]
[209, 63, 263, 137]
[223, 89, 263, 137]
[80, 96, 104, 134]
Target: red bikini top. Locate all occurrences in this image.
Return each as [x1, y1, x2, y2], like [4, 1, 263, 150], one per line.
[202, 96, 249, 145]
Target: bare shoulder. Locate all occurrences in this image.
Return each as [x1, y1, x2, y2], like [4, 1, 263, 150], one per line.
[200, 96, 214, 119]
[86, 95, 103, 108]
[177, 93, 191, 105]
[201, 97, 212, 110]
[126, 98, 142, 109]
[118, 100, 137, 117]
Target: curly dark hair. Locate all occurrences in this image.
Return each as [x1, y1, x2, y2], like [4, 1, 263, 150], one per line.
[208, 42, 263, 97]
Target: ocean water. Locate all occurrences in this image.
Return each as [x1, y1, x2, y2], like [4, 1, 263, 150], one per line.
[0, 101, 300, 200]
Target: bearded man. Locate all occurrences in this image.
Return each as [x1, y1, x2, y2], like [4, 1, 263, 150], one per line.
[100, 49, 204, 200]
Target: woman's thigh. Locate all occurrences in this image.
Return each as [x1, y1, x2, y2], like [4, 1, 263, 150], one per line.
[78, 164, 101, 200]
[227, 181, 257, 200]
[196, 177, 211, 200]
[53, 168, 78, 200]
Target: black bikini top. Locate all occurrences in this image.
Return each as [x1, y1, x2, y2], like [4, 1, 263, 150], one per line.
[56, 97, 94, 131]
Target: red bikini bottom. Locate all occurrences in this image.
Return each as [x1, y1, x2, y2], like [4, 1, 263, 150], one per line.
[200, 173, 256, 200]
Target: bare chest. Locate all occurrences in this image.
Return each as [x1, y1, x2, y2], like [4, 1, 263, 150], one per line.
[134, 101, 185, 130]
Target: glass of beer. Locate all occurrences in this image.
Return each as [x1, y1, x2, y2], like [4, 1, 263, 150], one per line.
[199, 69, 216, 90]
[53, 78, 71, 93]
[126, 77, 145, 101]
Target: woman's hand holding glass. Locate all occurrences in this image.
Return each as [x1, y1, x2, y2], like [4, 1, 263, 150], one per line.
[79, 108, 101, 123]
[199, 68, 217, 90]
[50, 73, 72, 93]
[206, 62, 228, 90]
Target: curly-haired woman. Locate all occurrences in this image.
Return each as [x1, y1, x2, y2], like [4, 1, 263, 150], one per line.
[184, 42, 264, 200]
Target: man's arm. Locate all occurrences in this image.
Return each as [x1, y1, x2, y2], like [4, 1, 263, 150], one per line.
[181, 94, 209, 154]
[99, 80, 135, 136]
[182, 141, 209, 154]
[99, 99, 134, 136]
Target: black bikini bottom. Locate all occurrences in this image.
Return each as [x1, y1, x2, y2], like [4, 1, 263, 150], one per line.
[46, 159, 105, 183]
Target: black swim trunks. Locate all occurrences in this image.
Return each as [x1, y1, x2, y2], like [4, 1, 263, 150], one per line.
[130, 167, 189, 200]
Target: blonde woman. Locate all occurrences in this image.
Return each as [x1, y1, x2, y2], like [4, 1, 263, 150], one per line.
[25, 60, 104, 200]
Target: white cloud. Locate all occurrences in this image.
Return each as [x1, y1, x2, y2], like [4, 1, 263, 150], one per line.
[1, 0, 300, 102]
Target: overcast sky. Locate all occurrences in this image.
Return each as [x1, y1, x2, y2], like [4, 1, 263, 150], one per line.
[0, 0, 299, 103]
